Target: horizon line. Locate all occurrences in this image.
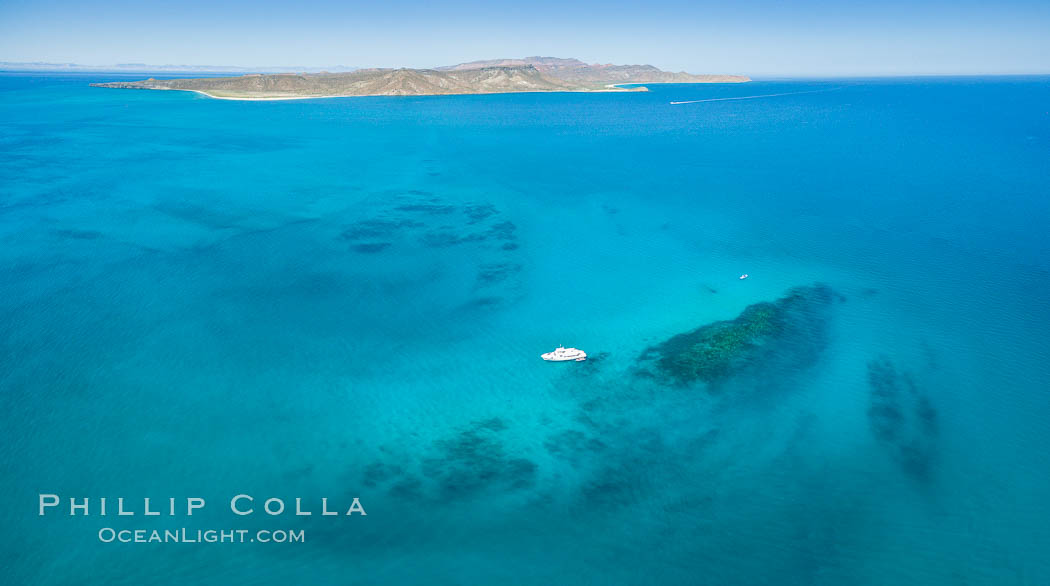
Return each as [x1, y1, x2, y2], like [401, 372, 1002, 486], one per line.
[3, 68, 1050, 80]
[2, 60, 1049, 78]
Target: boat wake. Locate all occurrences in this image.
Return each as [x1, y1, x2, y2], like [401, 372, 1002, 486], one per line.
[670, 87, 841, 105]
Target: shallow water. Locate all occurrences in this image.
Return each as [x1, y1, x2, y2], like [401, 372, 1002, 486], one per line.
[2, 73, 1049, 585]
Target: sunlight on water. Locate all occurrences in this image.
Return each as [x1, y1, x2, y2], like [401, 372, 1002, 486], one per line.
[2, 73, 1049, 585]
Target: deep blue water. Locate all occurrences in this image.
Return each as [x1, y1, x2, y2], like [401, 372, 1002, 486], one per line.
[2, 73, 1049, 585]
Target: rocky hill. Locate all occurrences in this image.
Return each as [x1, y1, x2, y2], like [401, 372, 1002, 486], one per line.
[440, 56, 750, 84]
[91, 58, 748, 99]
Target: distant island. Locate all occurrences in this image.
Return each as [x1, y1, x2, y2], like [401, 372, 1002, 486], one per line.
[90, 57, 750, 100]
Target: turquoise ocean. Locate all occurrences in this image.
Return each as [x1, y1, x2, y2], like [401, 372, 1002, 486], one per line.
[1, 73, 1049, 584]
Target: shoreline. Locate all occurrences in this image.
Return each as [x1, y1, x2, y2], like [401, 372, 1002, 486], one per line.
[134, 86, 651, 101]
[605, 79, 751, 88]
[100, 76, 758, 102]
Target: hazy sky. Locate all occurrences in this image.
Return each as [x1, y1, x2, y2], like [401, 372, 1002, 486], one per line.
[1, 0, 1048, 76]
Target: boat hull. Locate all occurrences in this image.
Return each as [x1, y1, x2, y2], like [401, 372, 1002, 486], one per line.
[541, 353, 587, 362]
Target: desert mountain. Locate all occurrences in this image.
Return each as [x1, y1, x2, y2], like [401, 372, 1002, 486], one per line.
[92, 58, 749, 99]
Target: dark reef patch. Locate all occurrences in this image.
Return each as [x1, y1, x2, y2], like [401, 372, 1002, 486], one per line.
[362, 417, 536, 502]
[867, 357, 938, 481]
[567, 351, 611, 376]
[362, 461, 403, 488]
[340, 218, 423, 241]
[636, 284, 834, 387]
[341, 194, 517, 252]
[584, 351, 610, 364]
[475, 262, 522, 287]
[395, 203, 457, 215]
[338, 191, 525, 308]
[461, 296, 505, 310]
[544, 429, 607, 465]
[464, 203, 498, 224]
[576, 428, 668, 509]
[387, 477, 424, 500]
[152, 200, 243, 231]
[488, 221, 517, 241]
[419, 416, 538, 499]
[418, 230, 486, 248]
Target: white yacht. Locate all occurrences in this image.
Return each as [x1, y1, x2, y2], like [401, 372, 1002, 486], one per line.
[541, 347, 587, 362]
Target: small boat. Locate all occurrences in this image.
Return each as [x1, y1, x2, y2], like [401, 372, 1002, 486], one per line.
[541, 347, 587, 362]
[739, 274, 749, 280]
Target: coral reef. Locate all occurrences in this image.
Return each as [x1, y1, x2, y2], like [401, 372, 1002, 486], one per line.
[394, 203, 457, 214]
[475, 262, 522, 287]
[544, 429, 608, 466]
[463, 203, 498, 224]
[637, 284, 834, 387]
[338, 190, 524, 308]
[340, 218, 422, 240]
[361, 461, 403, 488]
[867, 357, 938, 481]
[338, 192, 517, 254]
[421, 418, 537, 498]
[361, 417, 537, 502]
